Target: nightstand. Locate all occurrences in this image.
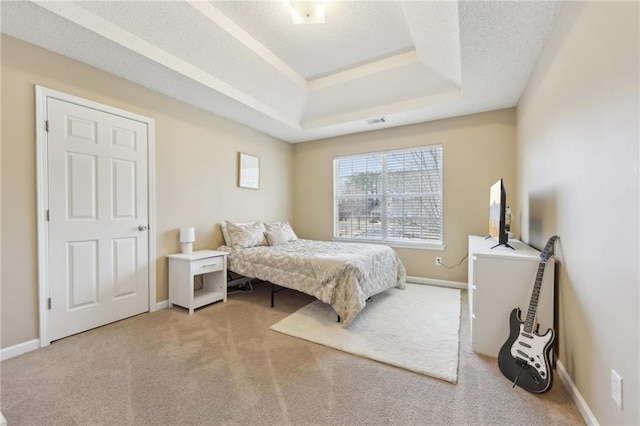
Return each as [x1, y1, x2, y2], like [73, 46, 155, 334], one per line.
[167, 250, 228, 314]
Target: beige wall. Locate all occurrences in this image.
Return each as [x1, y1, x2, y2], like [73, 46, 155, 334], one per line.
[293, 109, 517, 282]
[517, 2, 639, 424]
[0, 35, 294, 348]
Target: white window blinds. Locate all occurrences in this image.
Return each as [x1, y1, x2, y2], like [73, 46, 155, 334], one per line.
[333, 145, 443, 245]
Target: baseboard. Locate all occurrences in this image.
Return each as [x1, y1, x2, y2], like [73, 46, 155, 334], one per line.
[1, 338, 40, 362]
[156, 300, 169, 310]
[557, 360, 599, 425]
[406, 276, 467, 290]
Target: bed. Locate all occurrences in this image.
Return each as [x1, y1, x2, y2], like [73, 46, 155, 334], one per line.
[219, 221, 406, 326]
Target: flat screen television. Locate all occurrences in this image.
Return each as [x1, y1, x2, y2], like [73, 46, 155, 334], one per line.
[489, 179, 513, 249]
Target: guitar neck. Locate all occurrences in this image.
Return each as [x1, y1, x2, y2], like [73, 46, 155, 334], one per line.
[524, 261, 547, 332]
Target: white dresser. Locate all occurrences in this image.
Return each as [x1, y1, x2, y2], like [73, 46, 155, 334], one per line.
[468, 236, 555, 357]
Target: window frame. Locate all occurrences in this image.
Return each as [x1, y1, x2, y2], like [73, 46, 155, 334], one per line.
[332, 144, 444, 250]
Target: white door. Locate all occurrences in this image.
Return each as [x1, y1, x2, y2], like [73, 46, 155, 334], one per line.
[47, 97, 149, 341]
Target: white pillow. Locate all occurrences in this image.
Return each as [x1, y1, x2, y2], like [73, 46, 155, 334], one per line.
[221, 221, 256, 246]
[264, 222, 298, 242]
[265, 229, 290, 246]
[225, 221, 267, 249]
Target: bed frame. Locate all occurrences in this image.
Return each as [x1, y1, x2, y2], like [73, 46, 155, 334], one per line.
[270, 283, 287, 308]
[270, 282, 340, 322]
[227, 270, 253, 288]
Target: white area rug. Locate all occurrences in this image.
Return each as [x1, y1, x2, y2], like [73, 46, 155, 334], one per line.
[270, 284, 461, 383]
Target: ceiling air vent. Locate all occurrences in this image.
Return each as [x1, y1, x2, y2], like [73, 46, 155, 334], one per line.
[366, 117, 387, 125]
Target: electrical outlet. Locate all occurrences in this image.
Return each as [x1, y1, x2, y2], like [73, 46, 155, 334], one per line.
[435, 257, 442, 266]
[611, 369, 623, 409]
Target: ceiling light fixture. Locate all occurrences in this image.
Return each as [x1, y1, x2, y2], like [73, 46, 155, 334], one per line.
[290, 1, 325, 25]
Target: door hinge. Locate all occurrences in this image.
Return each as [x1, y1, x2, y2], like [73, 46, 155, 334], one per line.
[46, 210, 50, 221]
[45, 120, 49, 132]
[47, 297, 51, 310]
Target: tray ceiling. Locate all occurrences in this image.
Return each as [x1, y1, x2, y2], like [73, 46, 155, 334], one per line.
[1, 1, 563, 143]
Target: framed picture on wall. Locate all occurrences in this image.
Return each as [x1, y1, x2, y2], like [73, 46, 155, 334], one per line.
[238, 152, 260, 189]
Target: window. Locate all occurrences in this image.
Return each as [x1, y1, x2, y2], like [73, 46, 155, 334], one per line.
[333, 145, 443, 246]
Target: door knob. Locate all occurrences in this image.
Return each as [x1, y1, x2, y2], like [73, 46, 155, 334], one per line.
[138, 225, 148, 231]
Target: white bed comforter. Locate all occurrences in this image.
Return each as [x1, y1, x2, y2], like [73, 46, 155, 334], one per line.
[220, 239, 406, 326]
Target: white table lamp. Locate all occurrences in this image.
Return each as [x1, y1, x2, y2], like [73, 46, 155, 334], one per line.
[180, 227, 195, 253]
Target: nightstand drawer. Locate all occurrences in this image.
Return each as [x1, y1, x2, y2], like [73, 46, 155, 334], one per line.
[191, 256, 223, 274]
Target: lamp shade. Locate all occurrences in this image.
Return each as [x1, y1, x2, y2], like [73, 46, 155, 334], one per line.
[179, 227, 195, 243]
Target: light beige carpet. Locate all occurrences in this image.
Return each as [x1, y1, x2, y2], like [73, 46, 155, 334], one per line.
[270, 284, 461, 383]
[1, 283, 586, 425]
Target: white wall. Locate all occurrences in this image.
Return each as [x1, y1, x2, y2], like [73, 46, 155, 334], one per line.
[517, 2, 639, 424]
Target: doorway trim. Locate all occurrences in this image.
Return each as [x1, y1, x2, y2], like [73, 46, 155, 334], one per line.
[35, 85, 157, 347]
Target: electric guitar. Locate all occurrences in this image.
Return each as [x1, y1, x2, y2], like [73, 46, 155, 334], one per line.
[497, 235, 558, 393]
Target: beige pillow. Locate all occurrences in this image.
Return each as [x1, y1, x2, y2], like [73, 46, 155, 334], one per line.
[264, 222, 298, 242]
[265, 229, 290, 246]
[225, 221, 267, 249]
[221, 220, 255, 246]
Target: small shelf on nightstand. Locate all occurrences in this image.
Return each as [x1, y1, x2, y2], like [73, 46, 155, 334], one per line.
[167, 250, 228, 314]
[194, 288, 225, 305]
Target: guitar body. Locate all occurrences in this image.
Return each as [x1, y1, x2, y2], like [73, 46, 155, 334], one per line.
[498, 307, 555, 393]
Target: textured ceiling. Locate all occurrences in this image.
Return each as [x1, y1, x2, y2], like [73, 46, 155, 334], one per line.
[212, 1, 416, 79]
[0, 1, 563, 143]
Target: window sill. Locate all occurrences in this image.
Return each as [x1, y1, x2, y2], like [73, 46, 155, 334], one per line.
[331, 238, 445, 251]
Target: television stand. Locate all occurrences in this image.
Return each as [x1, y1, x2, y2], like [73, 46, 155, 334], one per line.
[490, 242, 515, 250]
[468, 236, 555, 357]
